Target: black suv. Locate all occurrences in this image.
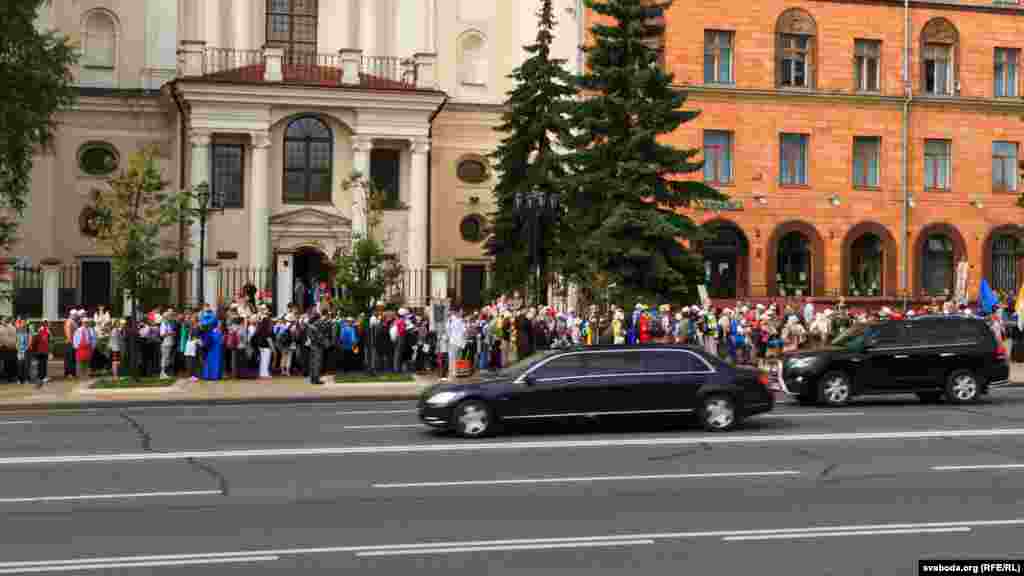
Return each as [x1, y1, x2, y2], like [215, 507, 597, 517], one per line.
[779, 317, 1010, 406]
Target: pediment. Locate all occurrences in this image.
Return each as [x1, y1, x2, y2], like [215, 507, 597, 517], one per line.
[269, 207, 351, 228]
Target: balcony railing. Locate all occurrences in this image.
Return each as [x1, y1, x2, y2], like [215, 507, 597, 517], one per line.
[181, 44, 432, 90]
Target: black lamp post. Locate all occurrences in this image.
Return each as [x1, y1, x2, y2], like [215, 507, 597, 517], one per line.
[190, 182, 223, 307]
[514, 188, 560, 306]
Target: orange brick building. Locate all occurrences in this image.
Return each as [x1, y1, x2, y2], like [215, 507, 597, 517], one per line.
[594, 0, 1024, 304]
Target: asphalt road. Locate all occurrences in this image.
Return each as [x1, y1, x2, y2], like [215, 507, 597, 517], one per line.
[4, 391, 1024, 574]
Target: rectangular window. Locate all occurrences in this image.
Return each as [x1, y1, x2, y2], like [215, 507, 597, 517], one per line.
[703, 30, 734, 84]
[703, 131, 733, 184]
[780, 34, 811, 88]
[370, 149, 401, 209]
[210, 144, 244, 208]
[853, 136, 881, 188]
[924, 139, 951, 190]
[924, 43, 952, 95]
[854, 39, 881, 92]
[780, 133, 808, 186]
[993, 141, 1018, 192]
[995, 48, 1019, 97]
[266, 0, 318, 66]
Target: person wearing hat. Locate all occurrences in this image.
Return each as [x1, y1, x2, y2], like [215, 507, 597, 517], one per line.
[63, 307, 78, 379]
[73, 317, 96, 380]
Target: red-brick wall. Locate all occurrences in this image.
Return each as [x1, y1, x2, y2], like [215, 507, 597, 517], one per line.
[585, 0, 1024, 299]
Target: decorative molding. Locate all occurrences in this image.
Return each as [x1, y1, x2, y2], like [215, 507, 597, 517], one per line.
[777, 7, 817, 35]
[410, 137, 431, 155]
[250, 131, 271, 149]
[189, 131, 211, 146]
[810, 0, 1024, 16]
[921, 17, 959, 43]
[352, 135, 374, 151]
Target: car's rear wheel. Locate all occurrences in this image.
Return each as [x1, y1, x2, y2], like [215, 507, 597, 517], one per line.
[819, 371, 852, 406]
[452, 400, 495, 438]
[945, 370, 981, 404]
[916, 391, 944, 404]
[700, 395, 741, 432]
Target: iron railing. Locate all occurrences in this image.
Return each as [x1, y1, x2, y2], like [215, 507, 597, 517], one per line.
[13, 266, 42, 318]
[200, 48, 416, 89]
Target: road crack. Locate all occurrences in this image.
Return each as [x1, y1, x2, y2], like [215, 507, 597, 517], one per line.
[119, 412, 152, 452]
[186, 457, 230, 496]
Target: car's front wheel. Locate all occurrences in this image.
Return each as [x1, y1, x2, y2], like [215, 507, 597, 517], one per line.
[700, 395, 741, 432]
[945, 370, 981, 404]
[819, 371, 852, 406]
[452, 399, 495, 438]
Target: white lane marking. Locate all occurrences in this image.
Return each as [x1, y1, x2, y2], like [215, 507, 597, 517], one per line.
[0, 556, 278, 574]
[2, 518, 1023, 569]
[343, 424, 422, 430]
[3, 427, 1024, 465]
[723, 527, 970, 542]
[932, 463, 1024, 471]
[0, 421, 33, 426]
[336, 409, 416, 416]
[372, 470, 802, 488]
[355, 540, 654, 557]
[762, 412, 867, 418]
[0, 490, 221, 504]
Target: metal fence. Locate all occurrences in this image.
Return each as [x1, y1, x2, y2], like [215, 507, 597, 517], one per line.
[13, 266, 42, 318]
[200, 48, 416, 90]
[216, 267, 274, 307]
[59, 264, 79, 315]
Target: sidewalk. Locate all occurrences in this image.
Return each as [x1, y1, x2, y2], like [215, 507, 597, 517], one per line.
[0, 369, 436, 412]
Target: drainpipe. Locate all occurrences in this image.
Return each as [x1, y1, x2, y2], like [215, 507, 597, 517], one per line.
[901, 0, 911, 312]
[426, 95, 449, 306]
[171, 80, 188, 310]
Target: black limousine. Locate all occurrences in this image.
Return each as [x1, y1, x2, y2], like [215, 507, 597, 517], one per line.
[418, 345, 777, 437]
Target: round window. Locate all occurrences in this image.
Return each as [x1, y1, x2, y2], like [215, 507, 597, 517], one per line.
[78, 143, 119, 176]
[460, 214, 486, 243]
[456, 158, 489, 184]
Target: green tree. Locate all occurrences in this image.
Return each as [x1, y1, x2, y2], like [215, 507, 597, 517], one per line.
[563, 0, 724, 304]
[486, 0, 576, 300]
[92, 146, 192, 317]
[334, 172, 404, 318]
[0, 0, 78, 249]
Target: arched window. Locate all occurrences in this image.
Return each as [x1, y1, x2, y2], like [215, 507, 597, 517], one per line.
[266, 0, 318, 65]
[777, 231, 811, 296]
[849, 233, 883, 296]
[775, 8, 817, 89]
[459, 32, 488, 85]
[284, 116, 332, 204]
[82, 9, 117, 68]
[921, 18, 959, 95]
[991, 234, 1020, 294]
[922, 234, 955, 296]
[77, 142, 119, 176]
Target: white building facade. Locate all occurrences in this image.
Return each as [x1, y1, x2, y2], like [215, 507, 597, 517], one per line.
[19, 0, 583, 318]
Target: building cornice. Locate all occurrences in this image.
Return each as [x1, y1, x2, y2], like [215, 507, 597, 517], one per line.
[174, 79, 446, 113]
[680, 84, 1024, 114]
[810, 0, 1024, 15]
[442, 102, 508, 115]
[67, 92, 168, 115]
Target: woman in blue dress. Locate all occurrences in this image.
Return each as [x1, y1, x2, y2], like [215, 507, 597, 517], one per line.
[201, 319, 223, 381]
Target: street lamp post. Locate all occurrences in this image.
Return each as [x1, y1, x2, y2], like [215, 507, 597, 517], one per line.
[190, 182, 223, 307]
[514, 189, 560, 306]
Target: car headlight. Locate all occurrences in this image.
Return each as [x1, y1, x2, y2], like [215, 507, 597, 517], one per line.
[787, 357, 818, 370]
[426, 391, 465, 406]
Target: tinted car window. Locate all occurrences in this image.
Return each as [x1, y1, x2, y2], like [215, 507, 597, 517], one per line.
[587, 352, 646, 374]
[531, 354, 586, 379]
[871, 323, 905, 347]
[907, 320, 951, 346]
[646, 351, 712, 373]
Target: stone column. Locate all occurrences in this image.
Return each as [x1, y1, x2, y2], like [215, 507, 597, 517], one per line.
[177, 40, 206, 77]
[233, 0, 252, 50]
[351, 135, 373, 237]
[407, 137, 430, 305]
[276, 253, 294, 318]
[249, 131, 271, 270]
[204, 263, 220, 308]
[263, 46, 284, 81]
[41, 260, 60, 321]
[359, 0, 376, 56]
[189, 131, 211, 305]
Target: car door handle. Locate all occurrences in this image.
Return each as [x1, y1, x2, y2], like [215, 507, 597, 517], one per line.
[939, 353, 956, 357]
[893, 354, 909, 359]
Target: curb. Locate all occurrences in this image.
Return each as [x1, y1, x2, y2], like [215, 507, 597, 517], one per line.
[0, 392, 423, 412]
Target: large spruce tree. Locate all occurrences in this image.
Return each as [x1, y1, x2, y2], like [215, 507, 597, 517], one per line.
[564, 0, 724, 304]
[486, 0, 576, 300]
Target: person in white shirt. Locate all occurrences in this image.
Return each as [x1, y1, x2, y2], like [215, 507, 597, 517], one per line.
[446, 309, 466, 381]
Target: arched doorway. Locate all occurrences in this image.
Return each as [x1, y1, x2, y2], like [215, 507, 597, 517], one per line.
[777, 231, 811, 296]
[292, 247, 331, 311]
[849, 234, 883, 296]
[701, 222, 749, 298]
[921, 234, 954, 297]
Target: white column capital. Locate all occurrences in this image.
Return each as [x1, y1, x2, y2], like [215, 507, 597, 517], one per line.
[409, 137, 431, 155]
[352, 135, 374, 152]
[251, 131, 272, 149]
[190, 131, 212, 147]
